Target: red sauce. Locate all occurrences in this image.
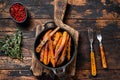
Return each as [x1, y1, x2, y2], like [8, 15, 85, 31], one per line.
[10, 3, 27, 23]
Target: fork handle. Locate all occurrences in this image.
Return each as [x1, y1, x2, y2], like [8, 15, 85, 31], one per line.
[90, 51, 97, 76]
[100, 46, 107, 68]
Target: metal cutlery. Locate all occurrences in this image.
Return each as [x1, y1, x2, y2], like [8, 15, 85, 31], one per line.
[88, 28, 97, 76]
[97, 31, 107, 69]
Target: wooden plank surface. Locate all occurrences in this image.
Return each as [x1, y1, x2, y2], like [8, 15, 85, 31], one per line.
[0, 19, 120, 69]
[0, 19, 120, 31]
[0, 0, 120, 19]
[0, 69, 120, 80]
[0, 0, 120, 80]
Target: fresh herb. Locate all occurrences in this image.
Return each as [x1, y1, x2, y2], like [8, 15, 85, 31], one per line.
[0, 30, 23, 60]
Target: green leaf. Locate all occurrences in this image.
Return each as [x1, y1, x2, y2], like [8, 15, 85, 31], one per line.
[0, 29, 23, 60]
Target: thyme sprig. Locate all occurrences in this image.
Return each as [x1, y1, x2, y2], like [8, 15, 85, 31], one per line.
[0, 30, 23, 60]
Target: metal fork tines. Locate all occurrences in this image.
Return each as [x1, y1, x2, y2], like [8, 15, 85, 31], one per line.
[88, 28, 97, 76]
[88, 28, 94, 51]
[97, 31, 107, 69]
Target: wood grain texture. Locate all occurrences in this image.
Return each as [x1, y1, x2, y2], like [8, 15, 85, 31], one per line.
[0, 69, 120, 80]
[0, 19, 120, 31]
[0, 19, 120, 69]
[0, 0, 120, 79]
[0, 0, 120, 19]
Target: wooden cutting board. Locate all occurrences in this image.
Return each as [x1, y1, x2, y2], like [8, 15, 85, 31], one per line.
[30, 0, 79, 79]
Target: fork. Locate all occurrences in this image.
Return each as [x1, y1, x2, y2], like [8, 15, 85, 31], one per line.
[88, 28, 97, 76]
[97, 31, 107, 69]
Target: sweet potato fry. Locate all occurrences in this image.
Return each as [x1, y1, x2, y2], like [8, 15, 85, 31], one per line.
[55, 37, 62, 52]
[43, 30, 52, 39]
[40, 47, 44, 62]
[40, 30, 52, 64]
[36, 30, 52, 53]
[49, 38, 55, 67]
[36, 27, 60, 53]
[67, 36, 71, 61]
[55, 31, 68, 62]
[57, 34, 69, 66]
[47, 49, 51, 64]
[53, 32, 62, 48]
[43, 42, 49, 65]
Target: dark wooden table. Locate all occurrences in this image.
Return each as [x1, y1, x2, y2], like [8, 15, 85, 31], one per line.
[0, 0, 120, 80]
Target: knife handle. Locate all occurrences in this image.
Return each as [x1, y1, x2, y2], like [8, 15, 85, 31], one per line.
[100, 46, 107, 68]
[90, 51, 97, 76]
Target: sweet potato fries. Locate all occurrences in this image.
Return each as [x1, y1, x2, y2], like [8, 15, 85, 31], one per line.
[36, 30, 72, 67]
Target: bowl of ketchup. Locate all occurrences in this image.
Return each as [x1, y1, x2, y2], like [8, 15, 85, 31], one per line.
[9, 2, 27, 23]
